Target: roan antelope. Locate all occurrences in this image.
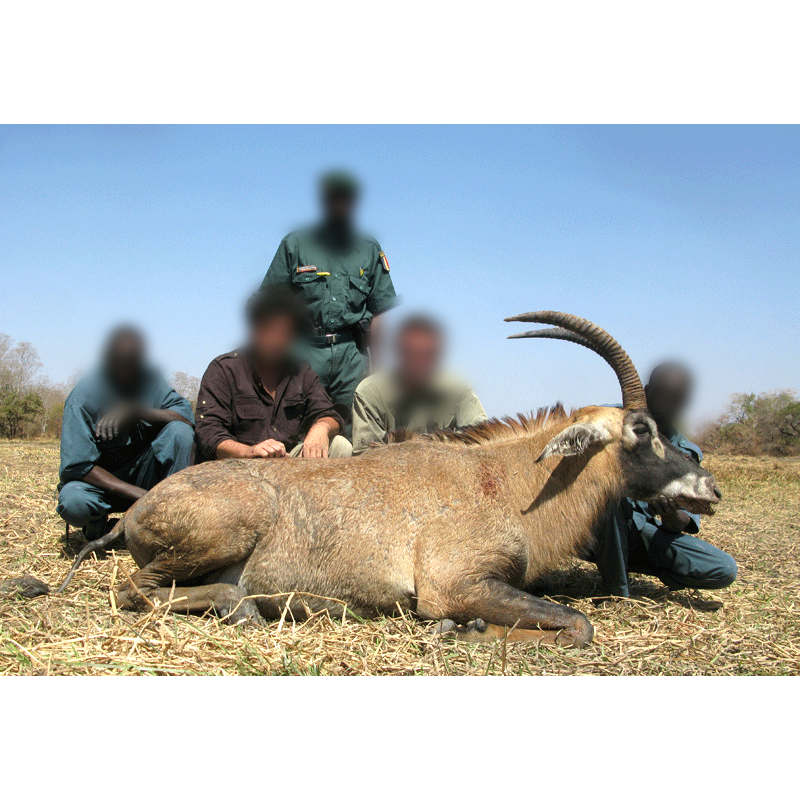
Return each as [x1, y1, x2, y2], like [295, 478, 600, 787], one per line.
[58, 312, 722, 647]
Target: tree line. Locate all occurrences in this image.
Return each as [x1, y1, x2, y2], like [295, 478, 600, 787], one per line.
[696, 390, 800, 457]
[0, 333, 200, 440]
[1, 331, 798, 455]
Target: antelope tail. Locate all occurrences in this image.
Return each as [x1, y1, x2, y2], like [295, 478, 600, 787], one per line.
[57, 517, 126, 594]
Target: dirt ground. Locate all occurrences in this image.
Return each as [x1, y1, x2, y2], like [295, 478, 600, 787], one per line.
[0, 440, 797, 676]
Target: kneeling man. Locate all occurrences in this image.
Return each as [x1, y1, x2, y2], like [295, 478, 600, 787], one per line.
[352, 314, 487, 455]
[195, 287, 351, 462]
[58, 326, 194, 540]
[590, 362, 737, 596]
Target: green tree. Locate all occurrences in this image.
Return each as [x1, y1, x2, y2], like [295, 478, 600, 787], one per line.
[0, 389, 44, 439]
[698, 389, 800, 455]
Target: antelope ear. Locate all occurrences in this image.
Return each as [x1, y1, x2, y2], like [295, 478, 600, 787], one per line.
[536, 423, 613, 463]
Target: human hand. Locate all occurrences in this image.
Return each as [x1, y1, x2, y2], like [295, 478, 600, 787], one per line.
[249, 439, 287, 458]
[301, 424, 330, 458]
[648, 496, 687, 532]
[96, 403, 140, 442]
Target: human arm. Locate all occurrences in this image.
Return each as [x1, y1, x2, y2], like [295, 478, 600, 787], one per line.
[648, 441, 703, 533]
[59, 395, 102, 484]
[195, 360, 241, 460]
[297, 368, 345, 458]
[351, 380, 387, 456]
[215, 438, 287, 459]
[95, 404, 191, 441]
[364, 243, 397, 370]
[261, 235, 295, 289]
[648, 497, 699, 534]
[95, 375, 193, 442]
[82, 464, 148, 502]
[455, 384, 489, 428]
[299, 416, 340, 459]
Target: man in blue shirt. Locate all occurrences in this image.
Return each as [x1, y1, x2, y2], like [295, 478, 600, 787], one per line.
[57, 327, 194, 540]
[590, 362, 738, 597]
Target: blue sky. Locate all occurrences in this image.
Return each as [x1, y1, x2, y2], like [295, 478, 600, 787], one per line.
[1, 125, 797, 425]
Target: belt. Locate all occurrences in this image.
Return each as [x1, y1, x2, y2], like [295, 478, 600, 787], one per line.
[305, 329, 357, 346]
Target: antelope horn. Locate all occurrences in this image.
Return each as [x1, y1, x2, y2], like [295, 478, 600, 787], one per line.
[505, 312, 646, 409]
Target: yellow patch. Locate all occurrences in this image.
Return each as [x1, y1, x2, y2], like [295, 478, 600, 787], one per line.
[379, 251, 390, 272]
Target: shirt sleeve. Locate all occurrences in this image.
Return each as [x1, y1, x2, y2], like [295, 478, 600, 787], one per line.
[680, 439, 702, 534]
[261, 235, 295, 289]
[455, 384, 488, 428]
[300, 367, 346, 436]
[157, 376, 194, 424]
[351, 380, 388, 456]
[195, 361, 236, 460]
[365, 241, 397, 317]
[59, 396, 100, 484]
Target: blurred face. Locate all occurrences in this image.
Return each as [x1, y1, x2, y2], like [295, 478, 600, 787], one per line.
[105, 333, 146, 395]
[646, 368, 692, 428]
[397, 328, 443, 391]
[250, 314, 296, 366]
[322, 193, 355, 227]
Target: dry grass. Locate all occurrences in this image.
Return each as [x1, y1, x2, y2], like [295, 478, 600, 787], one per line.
[1, 441, 798, 676]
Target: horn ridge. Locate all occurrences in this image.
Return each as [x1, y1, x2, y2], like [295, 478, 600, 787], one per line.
[505, 311, 646, 409]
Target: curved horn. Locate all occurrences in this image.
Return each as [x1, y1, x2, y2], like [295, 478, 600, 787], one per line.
[505, 312, 646, 409]
[508, 326, 604, 357]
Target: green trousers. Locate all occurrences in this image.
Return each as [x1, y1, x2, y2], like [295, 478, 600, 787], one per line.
[588, 502, 738, 597]
[298, 340, 368, 438]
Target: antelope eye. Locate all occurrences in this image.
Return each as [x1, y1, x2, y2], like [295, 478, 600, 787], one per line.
[632, 424, 650, 438]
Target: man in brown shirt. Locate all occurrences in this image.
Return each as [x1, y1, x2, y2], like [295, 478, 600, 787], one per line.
[195, 288, 351, 462]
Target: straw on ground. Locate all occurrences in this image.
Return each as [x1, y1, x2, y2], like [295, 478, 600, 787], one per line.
[0, 441, 797, 675]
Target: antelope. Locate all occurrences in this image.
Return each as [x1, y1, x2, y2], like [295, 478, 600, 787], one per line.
[58, 312, 722, 647]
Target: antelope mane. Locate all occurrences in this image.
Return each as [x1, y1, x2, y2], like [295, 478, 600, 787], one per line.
[385, 404, 571, 448]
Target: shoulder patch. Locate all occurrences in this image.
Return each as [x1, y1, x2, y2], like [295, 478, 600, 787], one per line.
[379, 251, 390, 272]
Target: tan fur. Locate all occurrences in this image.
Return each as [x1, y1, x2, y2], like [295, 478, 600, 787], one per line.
[102, 405, 636, 647]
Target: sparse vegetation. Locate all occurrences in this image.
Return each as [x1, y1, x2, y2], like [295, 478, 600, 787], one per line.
[697, 390, 800, 456]
[0, 332, 200, 438]
[1, 441, 797, 675]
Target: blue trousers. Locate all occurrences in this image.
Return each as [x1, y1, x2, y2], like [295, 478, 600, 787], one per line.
[589, 502, 738, 597]
[57, 421, 193, 529]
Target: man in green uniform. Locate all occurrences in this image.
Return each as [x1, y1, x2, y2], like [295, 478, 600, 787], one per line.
[261, 172, 397, 431]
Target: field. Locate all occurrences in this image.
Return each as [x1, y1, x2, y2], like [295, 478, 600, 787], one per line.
[0, 440, 798, 676]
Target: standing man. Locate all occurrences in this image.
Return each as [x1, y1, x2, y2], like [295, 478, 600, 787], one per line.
[57, 327, 194, 540]
[351, 314, 487, 456]
[589, 362, 737, 596]
[261, 171, 397, 425]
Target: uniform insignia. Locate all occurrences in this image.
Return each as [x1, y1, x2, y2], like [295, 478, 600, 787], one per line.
[379, 251, 390, 272]
[297, 265, 317, 274]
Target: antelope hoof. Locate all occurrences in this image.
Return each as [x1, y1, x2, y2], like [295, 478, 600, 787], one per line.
[432, 618, 459, 636]
[556, 617, 594, 648]
[224, 598, 266, 628]
[466, 618, 488, 633]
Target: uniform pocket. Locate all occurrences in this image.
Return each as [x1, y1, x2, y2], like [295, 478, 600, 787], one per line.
[292, 271, 327, 298]
[347, 274, 370, 313]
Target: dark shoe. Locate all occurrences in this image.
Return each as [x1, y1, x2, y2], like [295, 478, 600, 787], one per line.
[83, 516, 120, 542]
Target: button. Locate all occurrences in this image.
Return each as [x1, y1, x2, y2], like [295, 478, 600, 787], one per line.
[200, 415, 204, 419]
[202, 400, 206, 405]
[332, 297, 337, 301]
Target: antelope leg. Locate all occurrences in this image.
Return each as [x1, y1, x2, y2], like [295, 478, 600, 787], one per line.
[432, 579, 594, 648]
[146, 585, 265, 626]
